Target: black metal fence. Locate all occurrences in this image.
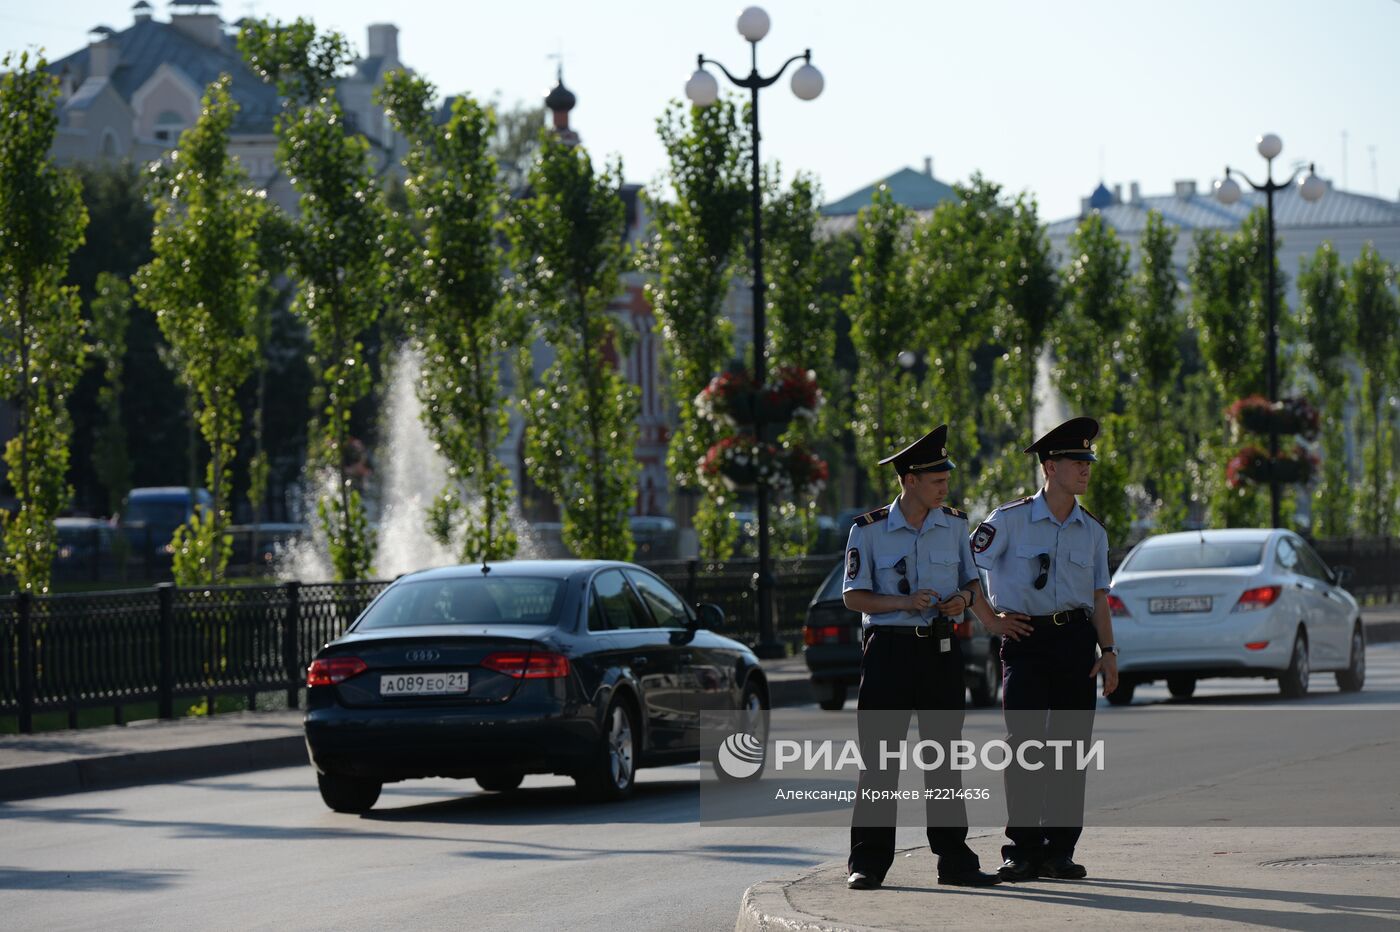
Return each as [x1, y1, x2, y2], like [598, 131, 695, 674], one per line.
[646, 554, 839, 650]
[0, 581, 388, 733]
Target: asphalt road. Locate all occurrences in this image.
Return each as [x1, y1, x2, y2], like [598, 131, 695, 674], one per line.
[4, 644, 1398, 932]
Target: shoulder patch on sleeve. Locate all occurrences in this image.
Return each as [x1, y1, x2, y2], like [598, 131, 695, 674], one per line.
[846, 547, 860, 580]
[1080, 505, 1106, 530]
[971, 522, 996, 554]
[941, 505, 968, 520]
[853, 506, 891, 527]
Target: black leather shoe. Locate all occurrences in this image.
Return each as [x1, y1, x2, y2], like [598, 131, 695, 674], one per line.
[846, 871, 881, 890]
[996, 858, 1039, 882]
[937, 868, 1002, 887]
[1038, 855, 1087, 879]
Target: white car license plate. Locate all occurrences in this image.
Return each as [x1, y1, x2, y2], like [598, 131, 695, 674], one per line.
[1149, 596, 1212, 614]
[381, 671, 469, 696]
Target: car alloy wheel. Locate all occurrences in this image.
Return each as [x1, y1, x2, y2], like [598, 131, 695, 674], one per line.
[608, 704, 635, 790]
[969, 652, 1000, 708]
[1280, 633, 1310, 699]
[1336, 627, 1365, 693]
[577, 695, 639, 802]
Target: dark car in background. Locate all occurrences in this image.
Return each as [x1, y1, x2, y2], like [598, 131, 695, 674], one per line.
[303, 560, 768, 812]
[803, 562, 1002, 710]
[117, 486, 213, 559]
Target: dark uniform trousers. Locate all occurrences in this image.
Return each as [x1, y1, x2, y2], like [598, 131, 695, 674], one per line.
[1000, 617, 1097, 863]
[848, 628, 980, 882]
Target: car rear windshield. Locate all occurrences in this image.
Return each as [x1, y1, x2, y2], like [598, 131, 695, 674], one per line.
[1122, 541, 1264, 572]
[815, 563, 845, 603]
[356, 577, 565, 629]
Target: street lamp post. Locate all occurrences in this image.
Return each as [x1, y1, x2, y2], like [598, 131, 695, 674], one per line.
[1213, 133, 1326, 529]
[686, 6, 823, 659]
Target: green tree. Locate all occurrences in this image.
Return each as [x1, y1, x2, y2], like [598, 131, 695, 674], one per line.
[844, 187, 921, 498]
[1297, 242, 1354, 538]
[379, 72, 525, 563]
[492, 101, 546, 192]
[980, 191, 1060, 506]
[641, 99, 748, 559]
[1348, 244, 1399, 536]
[509, 133, 638, 559]
[909, 175, 1005, 491]
[134, 76, 266, 584]
[1055, 213, 1133, 544]
[764, 171, 832, 554]
[89, 273, 132, 517]
[0, 53, 88, 593]
[241, 19, 388, 580]
[1188, 211, 1278, 528]
[1126, 211, 1187, 532]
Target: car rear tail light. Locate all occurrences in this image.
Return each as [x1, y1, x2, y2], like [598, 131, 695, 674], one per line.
[1107, 594, 1130, 617]
[307, 656, 367, 686]
[804, 624, 853, 646]
[954, 620, 974, 640]
[1232, 586, 1281, 613]
[1245, 641, 1270, 651]
[481, 651, 570, 678]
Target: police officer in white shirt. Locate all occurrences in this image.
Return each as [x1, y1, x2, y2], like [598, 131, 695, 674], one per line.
[970, 416, 1119, 882]
[843, 424, 1033, 891]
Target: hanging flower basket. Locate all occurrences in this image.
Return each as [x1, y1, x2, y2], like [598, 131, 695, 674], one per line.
[1227, 395, 1320, 441]
[782, 444, 830, 500]
[762, 366, 824, 424]
[695, 369, 759, 429]
[698, 436, 829, 498]
[699, 434, 784, 491]
[1226, 444, 1320, 489]
[695, 366, 824, 430]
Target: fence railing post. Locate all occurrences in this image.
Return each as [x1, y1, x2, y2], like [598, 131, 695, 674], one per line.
[157, 582, 175, 719]
[685, 559, 699, 606]
[283, 580, 301, 709]
[17, 591, 34, 734]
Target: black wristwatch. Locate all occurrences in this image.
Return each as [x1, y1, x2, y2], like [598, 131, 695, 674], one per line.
[1099, 644, 1118, 656]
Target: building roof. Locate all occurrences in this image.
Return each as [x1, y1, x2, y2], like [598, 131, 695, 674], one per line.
[1047, 181, 1400, 238]
[51, 17, 282, 134]
[821, 166, 958, 217]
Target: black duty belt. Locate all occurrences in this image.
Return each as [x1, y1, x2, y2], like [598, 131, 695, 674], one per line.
[1026, 608, 1091, 626]
[865, 619, 956, 639]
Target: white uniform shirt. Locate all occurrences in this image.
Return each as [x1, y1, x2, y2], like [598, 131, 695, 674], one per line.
[970, 488, 1110, 615]
[842, 497, 979, 628]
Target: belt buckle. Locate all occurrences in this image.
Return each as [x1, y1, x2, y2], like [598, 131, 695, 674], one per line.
[914, 624, 931, 638]
[1052, 611, 1068, 626]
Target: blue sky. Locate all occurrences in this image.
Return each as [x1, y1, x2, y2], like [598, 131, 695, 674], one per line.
[6, 0, 1399, 221]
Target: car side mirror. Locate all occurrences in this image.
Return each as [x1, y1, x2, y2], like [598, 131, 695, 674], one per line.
[695, 603, 724, 631]
[1332, 565, 1353, 588]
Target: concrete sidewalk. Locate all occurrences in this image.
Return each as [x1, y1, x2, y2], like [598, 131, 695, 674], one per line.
[735, 827, 1400, 931]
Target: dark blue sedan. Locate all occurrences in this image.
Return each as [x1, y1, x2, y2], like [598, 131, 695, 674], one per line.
[304, 560, 769, 812]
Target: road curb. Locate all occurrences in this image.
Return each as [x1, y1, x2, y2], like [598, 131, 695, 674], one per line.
[735, 874, 891, 932]
[0, 735, 306, 802]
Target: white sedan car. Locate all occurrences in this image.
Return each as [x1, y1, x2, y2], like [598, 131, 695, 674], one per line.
[1106, 529, 1364, 705]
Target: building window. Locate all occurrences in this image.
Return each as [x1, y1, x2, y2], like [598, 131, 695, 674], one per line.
[100, 130, 119, 157]
[154, 109, 185, 143]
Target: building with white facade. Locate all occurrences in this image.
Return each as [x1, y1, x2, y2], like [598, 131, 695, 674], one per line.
[1046, 177, 1400, 299]
[48, 0, 409, 212]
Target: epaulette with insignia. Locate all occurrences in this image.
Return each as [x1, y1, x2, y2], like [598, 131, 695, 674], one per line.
[853, 506, 890, 527]
[997, 496, 1033, 510]
[1080, 505, 1106, 530]
[941, 505, 968, 520]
